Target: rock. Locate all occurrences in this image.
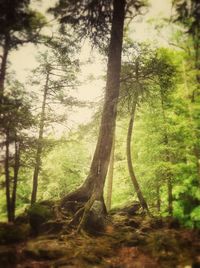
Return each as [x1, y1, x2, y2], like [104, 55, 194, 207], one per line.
[119, 202, 141, 216]
[15, 212, 29, 224]
[61, 201, 84, 215]
[126, 219, 141, 229]
[0, 222, 30, 244]
[28, 203, 54, 234]
[83, 201, 107, 235]
[0, 245, 17, 267]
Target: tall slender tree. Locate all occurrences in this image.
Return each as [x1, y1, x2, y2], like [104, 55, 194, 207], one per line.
[118, 43, 177, 215]
[30, 36, 80, 204]
[51, 0, 147, 229]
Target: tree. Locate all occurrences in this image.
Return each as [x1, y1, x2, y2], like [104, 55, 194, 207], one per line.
[51, 0, 147, 230]
[0, 80, 34, 221]
[0, 0, 45, 95]
[118, 43, 178, 215]
[173, 0, 200, 181]
[106, 132, 115, 211]
[119, 42, 158, 214]
[30, 35, 80, 204]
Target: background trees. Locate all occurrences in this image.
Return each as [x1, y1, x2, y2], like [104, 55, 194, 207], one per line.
[30, 33, 80, 204]
[0, 80, 34, 221]
[0, 0, 199, 230]
[0, 0, 45, 95]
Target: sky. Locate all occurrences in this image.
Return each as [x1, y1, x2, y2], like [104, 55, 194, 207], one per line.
[10, 0, 172, 133]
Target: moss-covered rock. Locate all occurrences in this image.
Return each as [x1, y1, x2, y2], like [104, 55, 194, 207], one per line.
[15, 212, 29, 224]
[117, 202, 142, 216]
[61, 201, 84, 215]
[28, 203, 54, 234]
[83, 201, 107, 235]
[0, 222, 30, 244]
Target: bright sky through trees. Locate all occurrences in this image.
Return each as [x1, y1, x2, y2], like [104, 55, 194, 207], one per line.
[10, 0, 172, 129]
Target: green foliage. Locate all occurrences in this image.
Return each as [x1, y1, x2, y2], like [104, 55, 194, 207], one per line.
[50, 0, 148, 48]
[28, 203, 54, 232]
[39, 137, 91, 199]
[0, 0, 199, 231]
[0, 0, 45, 49]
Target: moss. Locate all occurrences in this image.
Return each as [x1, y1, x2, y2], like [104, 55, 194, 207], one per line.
[24, 239, 72, 260]
[28, 203, 54, 234]
[146, 230, 180, 257]
[0, 223, 30, 244]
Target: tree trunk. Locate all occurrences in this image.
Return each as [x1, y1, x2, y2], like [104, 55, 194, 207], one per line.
[167, 175, 173, 216]
[106, 132, 115, 211]
[5, 129, 12, 222]
[10, 140, 20, 222]
[160, 92, 173, 216]
[156, 183, 161, 212]
[61, 0, 126, 230]
[82, 0, 125, 198]
[31, 71, 49, 204]
[126, 102, 150, 214]
[0, 37, 10, 95]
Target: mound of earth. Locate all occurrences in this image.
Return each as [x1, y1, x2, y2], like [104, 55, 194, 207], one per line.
[0, 203, 199, 268]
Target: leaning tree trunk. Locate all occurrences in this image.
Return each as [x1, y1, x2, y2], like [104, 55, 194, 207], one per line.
[31, 71, 49, 205]
[106, 132, 115, 211]
[61, 0, 126, 230]
[126, 102, 150, 214]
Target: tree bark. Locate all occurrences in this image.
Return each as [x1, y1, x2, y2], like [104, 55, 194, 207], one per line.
[106, 132, 115, 211]
[61, 0, 126, 229]
[82, 0, 125, 198]
[126, 101, 150, 214]
[5, 129, 12, 222]
[0, 37, 10, 95]
[10, 139, 20, 222]
[156, 183, 161, 212]
[167, 174, 173, 216]
[31, 71, 50, 204]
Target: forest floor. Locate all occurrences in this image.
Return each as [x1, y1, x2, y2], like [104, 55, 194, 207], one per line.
[0, 205, 200, 268]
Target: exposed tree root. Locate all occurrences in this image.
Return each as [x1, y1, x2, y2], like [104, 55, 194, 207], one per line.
[77, 193, 97, 233]
[60, 186, 108, 234]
